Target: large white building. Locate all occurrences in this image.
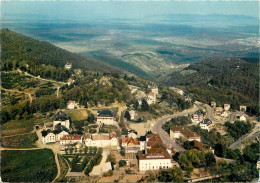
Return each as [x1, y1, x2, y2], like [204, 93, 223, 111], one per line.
[97, 110, 116, 125]
[139, 134, 177, 172]
[146, 92, 157, 105]
[53, 111, 70, 129]
[84, 132, 118, 147]
[41, 129, 69, 144]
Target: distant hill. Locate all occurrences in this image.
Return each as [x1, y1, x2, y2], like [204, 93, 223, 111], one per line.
[1, 29, 124, 74]
[164, 57, 259, 108]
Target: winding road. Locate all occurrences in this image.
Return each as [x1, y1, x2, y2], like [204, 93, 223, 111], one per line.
[152, 105, 199, 152]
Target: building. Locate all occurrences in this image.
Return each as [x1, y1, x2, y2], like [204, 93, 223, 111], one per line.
[139, 136, 146, 151]
[146, 92, 157, 105]
[170, 126, 201, 142]
[129, 110, 136, 120]
[42, 130, 56, 144]
[215, 107, 224, 115]
[44, 122, 54, 130]
[97, 110, 116, 125]
[67, 100, 76, 110]
[67, 78, 75, 86]
[139, 134, 177, 172]
[53, 111, 70, 130]
[192, 111, 204, 123]
[84, 132, 118, 147]
[211, 101, 216, 108]
[60, 134, 82, 145]
[240, 105, 247, 112]
[148, 85, 159, 95]
[199, 119, 214, 131]
[65, 63, 72, 70]
[128, 129, 138, 139]
[239, 114, 247, 121]
[221, 110, 229, 117]
[99, 76, 110, 85]
[193, 140, 214, 153]
[224, 104, 230, 111]
[122, 137, 140, 153]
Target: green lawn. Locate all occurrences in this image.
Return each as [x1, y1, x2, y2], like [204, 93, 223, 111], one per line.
[1, 133, 38, 148]
[1, 149, 57, 182]
[1, 118, 45, 137]
[66, 109, 88, 121]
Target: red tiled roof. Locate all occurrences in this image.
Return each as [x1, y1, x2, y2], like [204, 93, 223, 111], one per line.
[60, 134, 81, 141]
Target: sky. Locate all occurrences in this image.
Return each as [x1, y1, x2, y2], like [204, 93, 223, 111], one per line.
[1, 1, 259, 21]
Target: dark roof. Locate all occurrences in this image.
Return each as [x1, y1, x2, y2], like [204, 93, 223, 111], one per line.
[201, 119, 212, 125]
[97, 110, 114, 117]
[41, 129, 52, 137]
[194, 111, 203, 116]
[55, 111, 69, 121]
[139, 136, 146, 141]
[128, 129, 137, 135]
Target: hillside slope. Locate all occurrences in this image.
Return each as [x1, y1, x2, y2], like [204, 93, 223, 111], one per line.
[164, 57, 259, 107]
[1, 29, 123, 74]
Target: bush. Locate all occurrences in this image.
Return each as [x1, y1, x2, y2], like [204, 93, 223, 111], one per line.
[119, 160, 127, 167]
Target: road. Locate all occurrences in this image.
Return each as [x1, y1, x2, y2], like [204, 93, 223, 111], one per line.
[194, 102, 218, 123]
[52, 152, 61, 183]
[227, 111, 244, 122]
[152, 105, 199, 152]
[229, 122, 260, 150]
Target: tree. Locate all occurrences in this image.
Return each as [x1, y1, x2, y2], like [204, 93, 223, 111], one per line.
[205, 152, 216, 166]
[124, 111, 131, 121]
[141, 99, 149, 111]
[119, 160, 127, 167]
[121, 128, 128, 135]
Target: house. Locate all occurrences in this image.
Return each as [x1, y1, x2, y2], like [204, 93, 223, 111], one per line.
[199, 119, 214, 131]
[139, 134, 178, 172]
[60, 134, 82, 145]
[193, 140, 214, 153]
[192, 111, 203, 123]
[67, 78, 75, 86]
[170, 87, 184, 96]
[44, 122, 54, 130]
[122, 137, 140, 153]
[65, 63, 72, 69]
[239, 114, 247, 121]
[146, 92, 157, 105]
[54, 130, 69, 141]
[128, 129, 138, 139]
[148, 85, 159, 95]
[221, 110, 229, 117]
[53, 111, 70, 129]
[211, 101, 216, 108]
[215, 107, 224, 115]
[170, 126, 201, 142]
[129, 85, 139, 94]
[240, 105, 247, 112]
[42, 130, 56, 144]
[97, 110, 116, 125]
[99, 76, 110, 85]
[139, 135, 146, 151]
[224, 104, 230, 111]
[129, 110, 136, 120]
[84, 132, 118, 147]
[67, 100, 76, 110]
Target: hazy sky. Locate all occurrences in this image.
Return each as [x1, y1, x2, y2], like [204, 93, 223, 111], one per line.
[2, 1, 259, 21]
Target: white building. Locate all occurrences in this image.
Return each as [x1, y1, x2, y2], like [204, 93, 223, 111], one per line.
[65, 63, 72, 69]
[146, 92, 157, 105]
[60, 134, 82, 145]
[53, 111, 70, 130]
[139, 136, 146, 151]
[97, 110, 116, 125]
[129, 110, 136, 120]
[67, 78, 75, 86]
[199, 119, 214, 131]
[221, 111, 228, 117]
[139, 134, 177, 172]
[128, 129, 138, 139]
[224, 104, 230, 111]
[42, 131, 56, 144]
[67, 100, 76, 110]
[84, 132, 118, 147]
[239, 114, 247, 121]
[55, 130, 69, 141]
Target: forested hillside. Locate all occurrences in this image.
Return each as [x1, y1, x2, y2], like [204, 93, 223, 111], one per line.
[1, 29, 123, 77]
[165, 57, 259, 109]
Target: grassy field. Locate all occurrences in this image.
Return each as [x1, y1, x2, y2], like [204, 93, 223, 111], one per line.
[1, 117, 46, 137]
[1, 149, 57, 182]
[1, 133, 38, 148]
[66, 109, 88, 121]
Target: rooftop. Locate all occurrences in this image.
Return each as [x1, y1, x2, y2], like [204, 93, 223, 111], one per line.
[55, 111, 69, 121]
[97, 110, 114, 117]
[171, 126, 200, 139]
[200, 119, 212, 125]
[60, 134, 81, 141]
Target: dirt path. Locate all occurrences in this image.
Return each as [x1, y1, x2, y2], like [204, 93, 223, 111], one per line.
[2, 88, 33, 104]
[52, 152, 61, 183]
[1, 132, 34, 138]
[0, 147, 42, 151]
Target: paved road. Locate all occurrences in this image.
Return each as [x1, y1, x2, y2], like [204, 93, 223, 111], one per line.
[195, 102, 217, 123]
[227, 112, 244, 122]
[152, 105, 199, 152]
[229, 123, 260, 150]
